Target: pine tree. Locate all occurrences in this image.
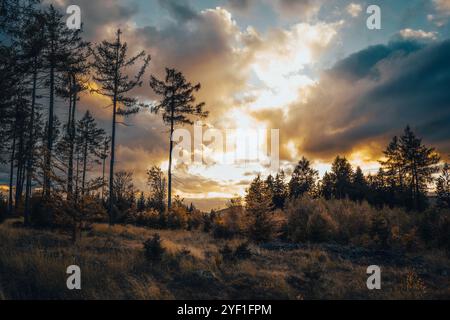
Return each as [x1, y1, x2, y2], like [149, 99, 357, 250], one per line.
[351, 166, 368, 202]
[436, 163, 450, 209]
[91, 29, 150, 224]
[150, 68, 208, 210]
[56, 32, 90, 200]
[330, 156, 353, 199]
[76, 111, 106, 196]
[41, 5, 85, 197]
[245, 175, 274, 242]
[320, 171, 334, 200]
[147, 166, 166, 214]
[272, 170, 288, 209]
[18, 10, 46, 224]
[399, 126, 440, 210]
[289, 157, 318, 199]
[99, 136, 111, 200]
[265, 174, 275, 210]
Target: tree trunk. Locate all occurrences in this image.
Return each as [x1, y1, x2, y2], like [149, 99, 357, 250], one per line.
[44, 49, 55, 197]
[24, 62, 38, 225]
[108, 30, 120, 225]
[67, 75, 75, 199]
[167, 108, 174, 210]
[81, 138, 88, 195]
[108, 98, 117, 224]
[8, 129, 16, 216]
[101, 156, 106, 200]
[15, 125, 25, 211]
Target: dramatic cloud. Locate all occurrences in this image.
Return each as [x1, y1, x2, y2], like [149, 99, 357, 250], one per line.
[264, 39, 450, 163]
[5, 0, 450, 210]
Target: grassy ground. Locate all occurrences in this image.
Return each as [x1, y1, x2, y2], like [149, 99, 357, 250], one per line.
[0, 219, 449, 300]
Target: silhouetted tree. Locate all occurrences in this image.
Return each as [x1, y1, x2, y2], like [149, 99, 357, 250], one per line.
[99, 136, 110, 200]
[113, 171, 135, 216]
[272, 170, 288, 209]
[351, 166, 368, 202]
[41, 5, 86, 197]
[245, 175, 274, 242]
[76, 111, 106, 195]
[399, 126, 440, 210]
[330, 156, 353, 199]
[90, 29, 150, 224]
[320, 171, 334, 200]
[137, 191, 146, 212]
[147, 166, 166, 215]
[150, 68, 208, 210]
[289, 157, 318, 199]
[436, 163, 450, 209]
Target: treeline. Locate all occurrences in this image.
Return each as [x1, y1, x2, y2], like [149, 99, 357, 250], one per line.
[0, 1, 207, 238]
[233, 126, 450, 249]
[247, 126, 445, 213]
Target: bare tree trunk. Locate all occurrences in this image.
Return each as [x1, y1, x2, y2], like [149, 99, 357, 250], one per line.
[67, 76, 75, 199]
[108, 98, 117, 224]
[44, 53, 55, 197]
[108, 30, 120, 225]
[8, 130, 16, 216]
[101, 156, 106, 200]
[15, 126, 25, 211]
[81, 139, 88, 195]
[24, 63, 38, 225]
[167, 111, 174, 211]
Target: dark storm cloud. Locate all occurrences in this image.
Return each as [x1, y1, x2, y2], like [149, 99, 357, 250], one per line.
[277, 39, 450, 160]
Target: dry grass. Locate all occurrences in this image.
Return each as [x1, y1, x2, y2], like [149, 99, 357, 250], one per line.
[0, 219, 449, 300]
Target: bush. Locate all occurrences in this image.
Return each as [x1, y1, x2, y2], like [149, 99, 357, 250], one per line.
[126, 209, 163, 228]
[167, 206, 188, 229]
[324, 199, 372, 243]
[143, 234, 165, 261]
[187, 209, 203, 230]
[286, 197, 337, 243]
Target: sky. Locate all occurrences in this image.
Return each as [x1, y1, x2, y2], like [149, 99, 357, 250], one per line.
[5, 0, 450, 211]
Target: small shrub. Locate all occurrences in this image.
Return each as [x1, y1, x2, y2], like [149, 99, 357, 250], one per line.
[287, 197, 337, 243]
[127, 209, 162, 228]
[143, 234, 165, 261]
[167, 206, 188, 229]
